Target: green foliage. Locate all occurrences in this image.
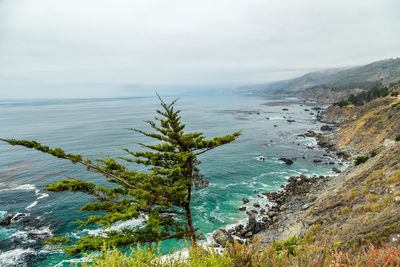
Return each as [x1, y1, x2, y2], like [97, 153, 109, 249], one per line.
[1, 96, 240, 255]
[334, 84, 389, 107]
[395, 134, 400, 142]
[391, 91, 399, 97]
[272, 235, 303, 256]
[354, 156, 369, 166]
[83, 235, 400, 267]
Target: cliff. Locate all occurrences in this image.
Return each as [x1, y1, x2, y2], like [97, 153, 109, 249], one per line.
[250, 94, 400, 250]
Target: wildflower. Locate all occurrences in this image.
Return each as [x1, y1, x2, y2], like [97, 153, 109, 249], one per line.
[315, 260, 320, 264]
[368, 259, 375, 266]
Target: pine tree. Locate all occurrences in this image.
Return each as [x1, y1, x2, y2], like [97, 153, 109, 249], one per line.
[0, 96, 240, 255]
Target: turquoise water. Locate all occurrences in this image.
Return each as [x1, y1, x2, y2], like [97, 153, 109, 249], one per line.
[0, 95, 340, 266]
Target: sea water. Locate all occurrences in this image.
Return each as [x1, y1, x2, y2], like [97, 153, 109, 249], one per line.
[0, 95, 341, 266]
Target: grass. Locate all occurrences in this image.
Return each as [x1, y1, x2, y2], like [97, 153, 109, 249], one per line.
[80, 235, 400, 267]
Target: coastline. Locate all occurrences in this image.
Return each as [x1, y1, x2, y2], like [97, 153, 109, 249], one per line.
[211, 100, 351, 247]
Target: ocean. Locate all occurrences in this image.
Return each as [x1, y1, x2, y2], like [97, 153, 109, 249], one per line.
[0, 95, 342, 266]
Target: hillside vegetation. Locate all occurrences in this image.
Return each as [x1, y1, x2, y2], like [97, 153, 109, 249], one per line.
[237, 58, 400, 102]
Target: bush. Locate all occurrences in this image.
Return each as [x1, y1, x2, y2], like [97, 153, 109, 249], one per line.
[355, 156, 369, 166]
[395, 134, 400, 142]
[82, 236, 400, 267]
[391, 91, 399, 97]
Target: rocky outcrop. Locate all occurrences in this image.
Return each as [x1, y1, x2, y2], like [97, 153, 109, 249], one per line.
[278, 158, 293, 165]
[213, 229, 234, 247]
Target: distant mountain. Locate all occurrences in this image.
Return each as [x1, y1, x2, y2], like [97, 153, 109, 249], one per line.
[236, 58, 400, 101]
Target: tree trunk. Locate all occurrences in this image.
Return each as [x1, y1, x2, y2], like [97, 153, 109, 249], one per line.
[186, 185, 197, 246]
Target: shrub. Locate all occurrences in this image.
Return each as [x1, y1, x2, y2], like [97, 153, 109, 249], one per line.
[395, 134, 400, 141]
[391, 91, 399, 97]
[355, 156, 369, 166]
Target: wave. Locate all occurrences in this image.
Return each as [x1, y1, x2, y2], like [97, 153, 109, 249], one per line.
[0, 248, 35, 267]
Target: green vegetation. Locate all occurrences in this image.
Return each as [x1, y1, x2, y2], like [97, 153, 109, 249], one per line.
[0, 96, 240, 255]
[334, 84, 389, 107]
[354, 156, 369, 166]
[395, 134, 400, 141]
[82, 235, 400, 266]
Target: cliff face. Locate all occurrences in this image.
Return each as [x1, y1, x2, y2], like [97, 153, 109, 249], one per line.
[258, 95, 400, 250]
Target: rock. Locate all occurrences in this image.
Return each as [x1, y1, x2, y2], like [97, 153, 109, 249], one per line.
[228, 229, 234, 234]
[209, 217, 219, 222]
[267, 211, 278, 217]
[278, 158, 294, 165]
[243, 198, 249, 204]
[253, 203, 260, 208]
[313, 159, 322, 163]
[235, 224, 244, 232]
[307, 146, 314, 150]
[272, 216, 279, 223]
[332, 167, 341, 174]
[280, 204, 288, 211]
[329, 161, 335, 165]
[301, 203, 312, 210]
[213, 229, 234, 247]
[251, 210, 258, 214]
[394, 196, 400, 203]
[241, 212, 265, 238]
[287, 120, 296, 123]
[320, 125, 333, 131]
[304, 109, 310, 111]
[282, 108, 289, 111]
[0, 215, 13, 226]
[260, 208, 265, 214]
[239, 206, 246, 211]
[274, 125, 278, 127]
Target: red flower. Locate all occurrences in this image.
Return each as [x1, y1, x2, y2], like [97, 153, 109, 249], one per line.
[368, 259, 375, 266]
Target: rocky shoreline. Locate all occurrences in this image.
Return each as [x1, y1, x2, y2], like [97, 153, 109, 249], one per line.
[212, 107, 355, 248]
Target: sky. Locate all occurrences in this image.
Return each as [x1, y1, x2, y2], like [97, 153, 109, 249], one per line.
[0, 0, 399, 98]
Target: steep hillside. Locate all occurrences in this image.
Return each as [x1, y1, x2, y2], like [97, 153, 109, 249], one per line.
[254, 94, 400, 251]
[238, 58, 400, 101]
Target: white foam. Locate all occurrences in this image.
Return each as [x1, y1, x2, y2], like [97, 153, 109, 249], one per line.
[0, 183, 37, 192]
[11, 226, 53, 241]
[77, 217, 145, 237]
[0, 248, 35, 266]
[25, 201, 38, 210]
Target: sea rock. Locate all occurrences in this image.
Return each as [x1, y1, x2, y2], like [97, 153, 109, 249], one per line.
[251, 210, 258, 214]
[287, 120, 296, 123]
[0, 215, 13, 226]
[313, 159, 322, 163]
[320, 125, 333, 131]
[241, 212, 265, 238]
[213, 229, 234, 247]
[282, 108, 289, 111]
[235, 224, 244, 232]
[278, 158, 294, 165]
[243, 198, 249, 204]
[239, 206, 247, 211]
[253, 203, 260, 208]
[332, 167, 341, 174]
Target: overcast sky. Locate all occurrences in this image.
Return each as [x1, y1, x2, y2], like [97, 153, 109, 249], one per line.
[0, 0, 399, 98]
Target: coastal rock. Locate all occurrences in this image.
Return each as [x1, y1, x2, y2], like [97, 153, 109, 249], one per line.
[239, 206, 247, 211]
[241, 212, 265, 238]
[332, 167, 341, 174]
[278, 158, 294, 165]
[213, 229, 234, 247]
[287, 120, 296, 123]
[253, 203, 260, 208]
[243, 198, 249, 204]
[320, 125, 333, 131]
[0, 215, 13, 226]
[313, 159, 322, 163]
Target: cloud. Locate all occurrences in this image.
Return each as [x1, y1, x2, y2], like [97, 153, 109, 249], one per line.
[0, 0, 399, 97]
